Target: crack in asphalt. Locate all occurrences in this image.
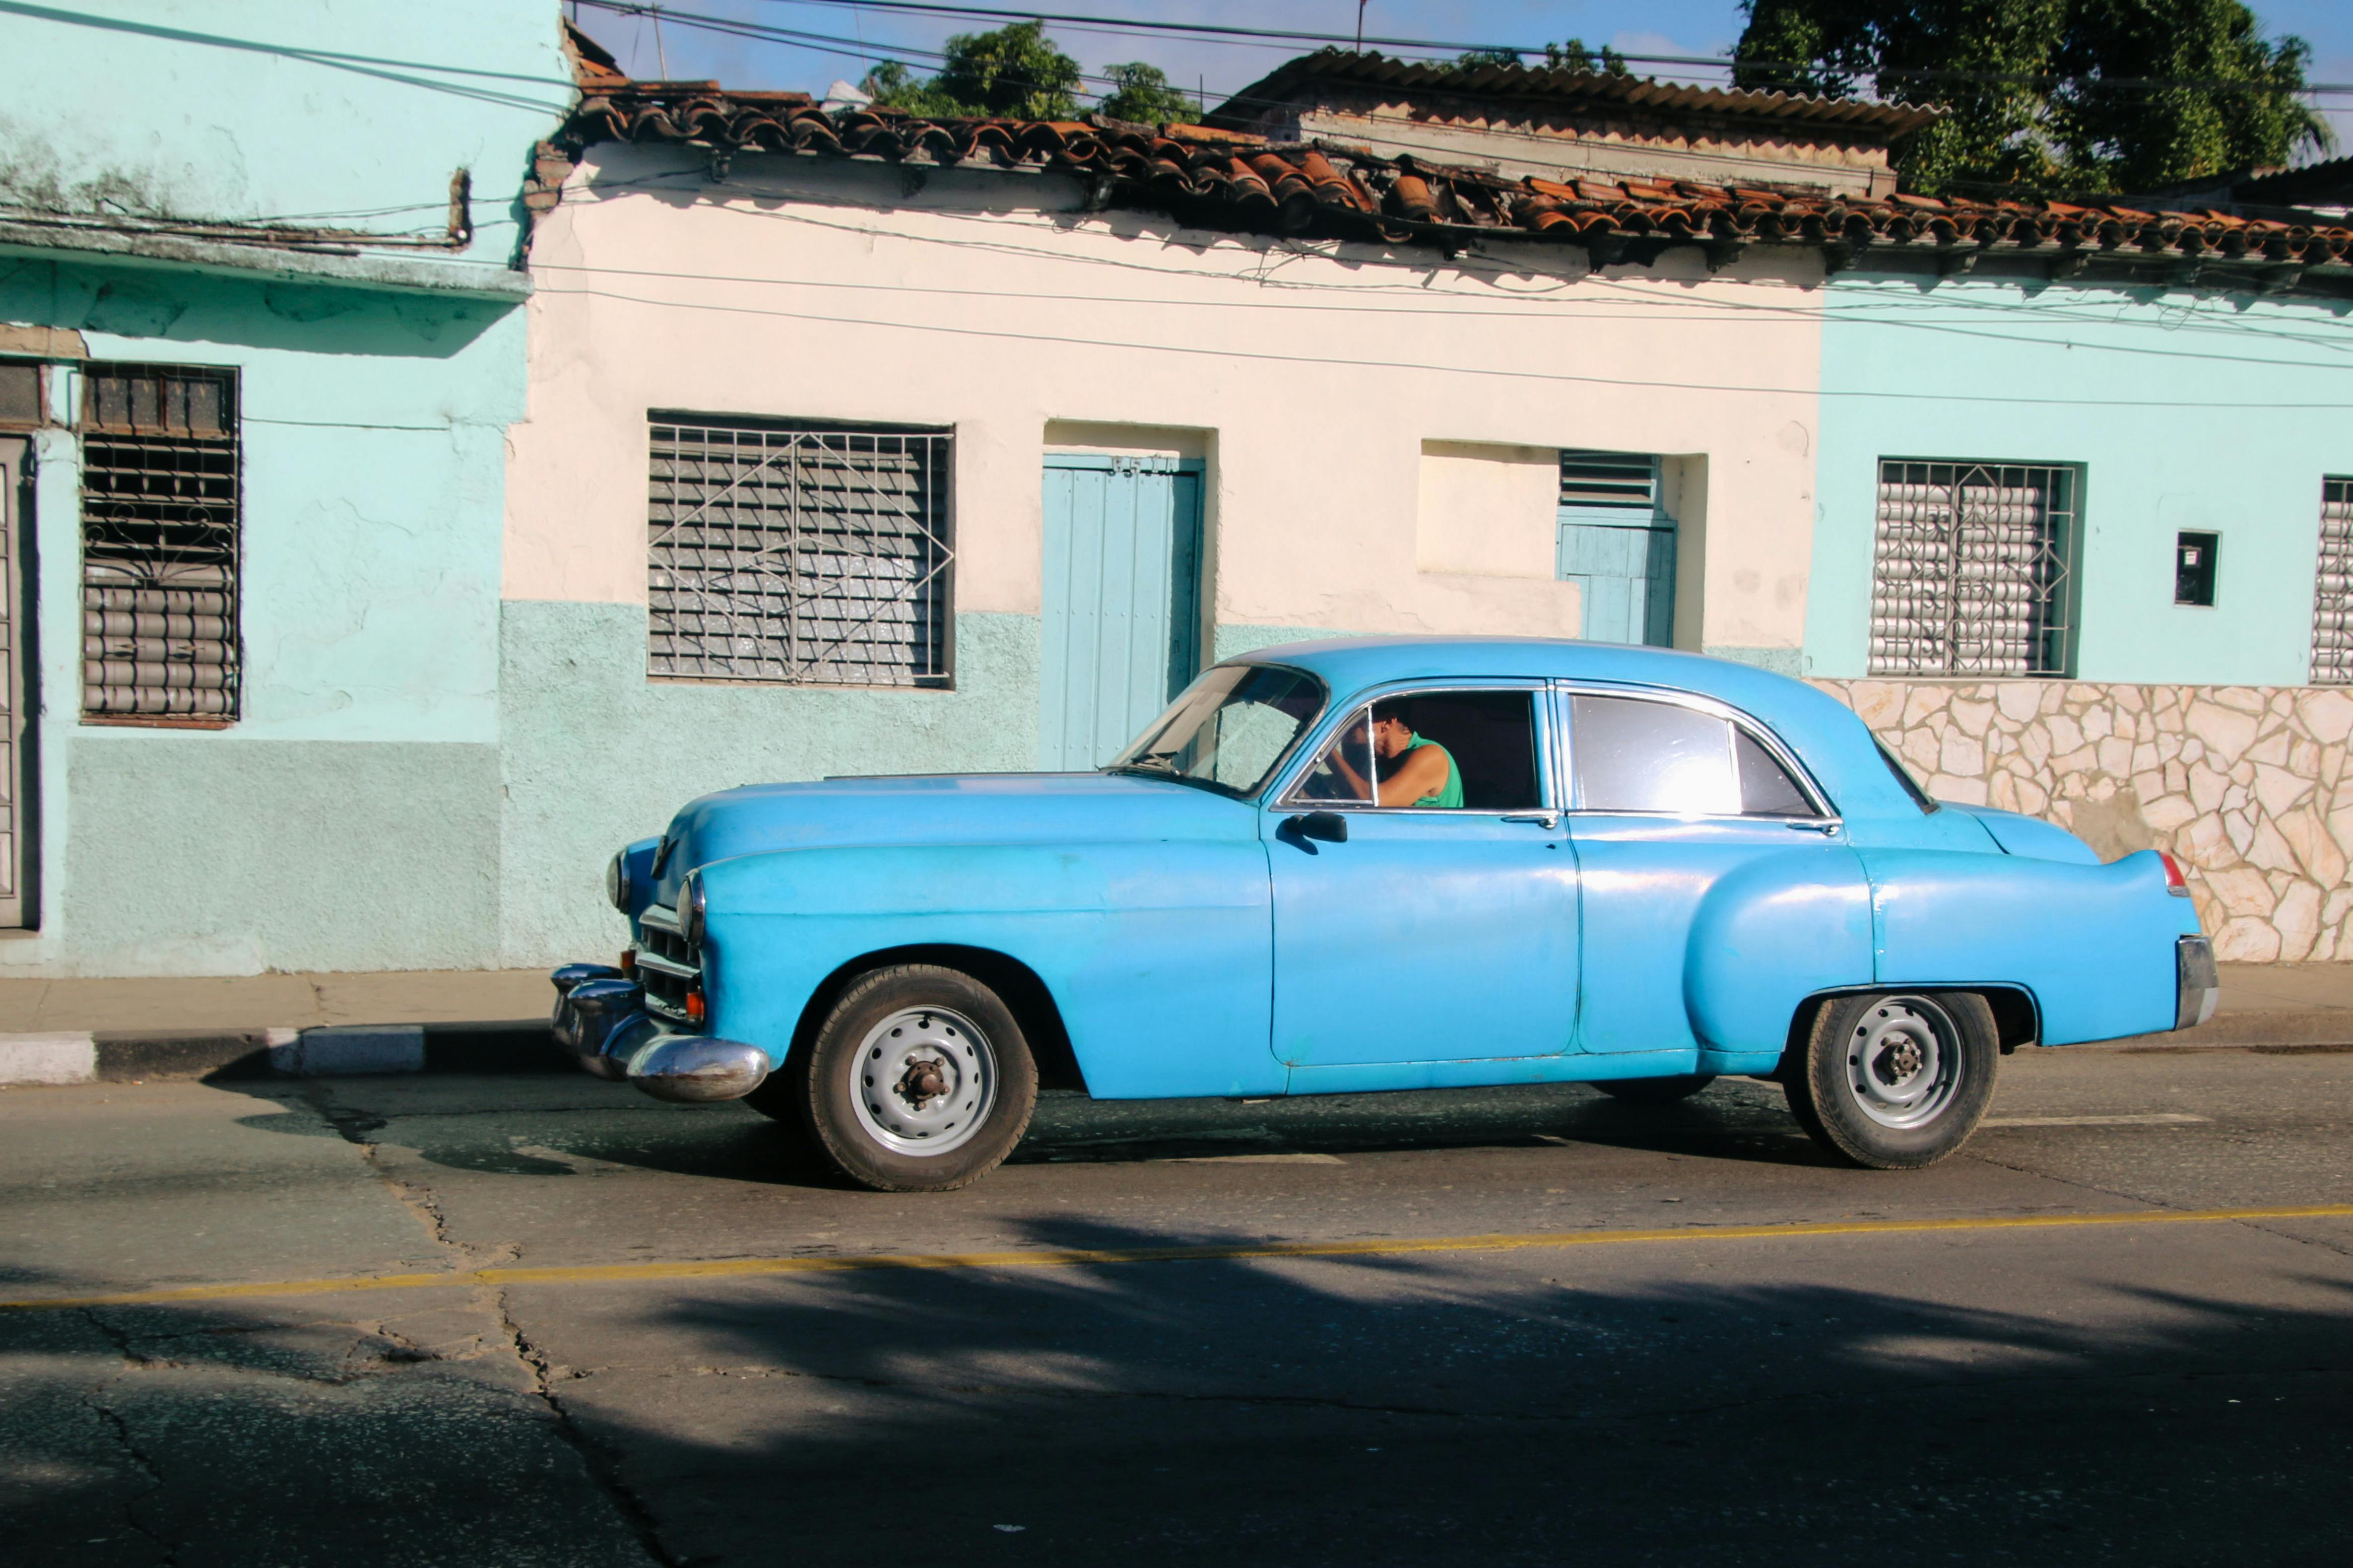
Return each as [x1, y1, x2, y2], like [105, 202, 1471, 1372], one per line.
[77, 1309, 178, 1565]
[499, 1291, 680, 1568]
[304, 1080, 675, 1568]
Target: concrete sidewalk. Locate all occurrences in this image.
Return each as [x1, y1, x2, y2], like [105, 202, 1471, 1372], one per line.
[0, 968, 551, 1034]
[1, 961, 2349, 1087]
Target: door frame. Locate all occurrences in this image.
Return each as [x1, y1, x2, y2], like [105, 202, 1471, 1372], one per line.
[0, 435, 38, 929]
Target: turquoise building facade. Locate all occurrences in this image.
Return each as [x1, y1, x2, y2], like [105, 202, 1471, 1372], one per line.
[0, 2, 571, 973]
[1806, 280, 2353, 686]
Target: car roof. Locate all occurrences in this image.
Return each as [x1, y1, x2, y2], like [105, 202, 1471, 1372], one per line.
[1222, 635, 1919, 822]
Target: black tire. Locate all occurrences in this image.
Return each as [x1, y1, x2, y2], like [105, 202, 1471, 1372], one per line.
[1595, 1074, 1718, 1105]
[797, 964, 1038, 1192]
[1784, 991, 1997, 1169]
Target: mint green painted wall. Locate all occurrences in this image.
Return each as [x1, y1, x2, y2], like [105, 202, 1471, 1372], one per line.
[498, 601, 1042, 966]
[1, 2, 571, 262]
[1808, 280, 2353, 683]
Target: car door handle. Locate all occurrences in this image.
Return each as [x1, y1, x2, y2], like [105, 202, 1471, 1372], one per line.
[1502, 812, 1559, 828]
[1784, 819, 1840, 834]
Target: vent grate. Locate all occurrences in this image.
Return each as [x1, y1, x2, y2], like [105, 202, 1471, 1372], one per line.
[1559, 449, 1659, 512]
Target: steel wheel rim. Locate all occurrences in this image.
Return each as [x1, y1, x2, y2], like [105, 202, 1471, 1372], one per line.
[849, 1007, 997, 1157]
[1843, 996, 1963, 1130]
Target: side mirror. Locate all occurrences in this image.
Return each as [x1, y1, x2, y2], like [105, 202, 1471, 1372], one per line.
[1284, 811, 1349, 844]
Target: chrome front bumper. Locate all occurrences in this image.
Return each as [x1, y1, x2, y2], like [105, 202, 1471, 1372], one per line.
[2176, 936, 2219, 1030]
[550, 964, 770, 1103]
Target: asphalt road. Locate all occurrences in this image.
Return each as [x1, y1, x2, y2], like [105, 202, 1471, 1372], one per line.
[3, 1044, 2350, 1567]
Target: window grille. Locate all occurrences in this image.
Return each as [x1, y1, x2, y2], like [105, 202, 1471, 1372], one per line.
[1869, 459, 2076, 678]
[647, 417, 953, 687]
[2315, 478, 2353, 685]
[79, 365, 240, 719]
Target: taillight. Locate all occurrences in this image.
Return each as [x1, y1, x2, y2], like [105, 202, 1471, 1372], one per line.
[2158, 850, 2190, 897]
[685, 988, 708, 1028]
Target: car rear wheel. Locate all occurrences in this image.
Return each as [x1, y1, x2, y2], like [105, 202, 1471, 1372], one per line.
[1785, 991, 1997, 1169]
[1595, 1074, 1717, 1105]
[800, 964, 1038, 1192]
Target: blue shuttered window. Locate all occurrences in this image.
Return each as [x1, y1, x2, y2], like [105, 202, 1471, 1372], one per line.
[1556, 449, 1676, 647]
[1039, 455, 1204, 770]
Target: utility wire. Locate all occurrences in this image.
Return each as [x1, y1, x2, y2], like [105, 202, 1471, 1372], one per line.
[533, 279, 2353, 408]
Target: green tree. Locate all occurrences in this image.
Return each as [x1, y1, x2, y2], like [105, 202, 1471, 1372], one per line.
[1098, 61, 1198, 125]
[1732, 0, 2332, 196]
[1456, 39, 1633, 75]
[861, 20, 1084, 120]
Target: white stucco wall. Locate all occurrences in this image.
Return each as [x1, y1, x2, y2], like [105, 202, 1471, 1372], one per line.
[505, 145, 1825, 655]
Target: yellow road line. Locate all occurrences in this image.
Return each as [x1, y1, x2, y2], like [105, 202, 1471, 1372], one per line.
[8, 1203, 2351, 1315]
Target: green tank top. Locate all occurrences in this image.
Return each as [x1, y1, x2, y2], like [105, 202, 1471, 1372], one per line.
[1404, 735, 1463, 808]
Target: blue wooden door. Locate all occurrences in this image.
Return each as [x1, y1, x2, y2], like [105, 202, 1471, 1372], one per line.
[1556, 449, 1676, 647]
[1040, 455, 1204, 769]
[1558, 515, 1676, 645]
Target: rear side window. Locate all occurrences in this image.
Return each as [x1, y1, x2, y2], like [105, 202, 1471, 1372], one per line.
[1734, 730, 1815, 816]
[1571, 694, 1824, 818]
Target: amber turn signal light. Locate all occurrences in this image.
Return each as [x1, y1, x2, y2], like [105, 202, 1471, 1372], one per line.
[619, 949, 638, 978]
[685, 988, 708, 1027]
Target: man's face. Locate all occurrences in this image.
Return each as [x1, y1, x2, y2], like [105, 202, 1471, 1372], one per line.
[1370, 716, 1414, 759]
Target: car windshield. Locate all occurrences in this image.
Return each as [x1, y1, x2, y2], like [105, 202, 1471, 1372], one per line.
[1107, 663, 1327, 798]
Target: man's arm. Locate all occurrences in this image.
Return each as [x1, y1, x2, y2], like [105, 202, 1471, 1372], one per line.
[1375, 745, 1449, 807]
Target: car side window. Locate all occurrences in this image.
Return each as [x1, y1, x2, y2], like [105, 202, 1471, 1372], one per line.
[1290, 690, 1543, 810]
[1734, 728, 1817, 817]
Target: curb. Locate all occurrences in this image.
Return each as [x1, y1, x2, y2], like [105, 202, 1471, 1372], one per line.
[0, 1020, 564, 1085]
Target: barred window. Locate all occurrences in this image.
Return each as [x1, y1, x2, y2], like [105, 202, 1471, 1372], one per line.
[2313, 478, 2353, 685]
[80, 365, 240, 720]
[1869, 459, 2077, 678]
[648, 416, 953, 688]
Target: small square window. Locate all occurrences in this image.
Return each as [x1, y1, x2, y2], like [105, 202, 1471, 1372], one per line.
[2175, 530, 2218, 607]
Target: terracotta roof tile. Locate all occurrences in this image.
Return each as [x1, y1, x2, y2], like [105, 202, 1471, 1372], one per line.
[562, 86, 2353, 286]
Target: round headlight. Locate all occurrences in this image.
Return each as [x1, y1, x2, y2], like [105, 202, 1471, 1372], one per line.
[680, 870, 706, 946]
[606, 850, 629, 912]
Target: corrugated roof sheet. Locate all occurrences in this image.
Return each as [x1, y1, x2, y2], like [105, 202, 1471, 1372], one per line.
[563, 87, 2353, 286]
[1204, 48, 1943, 139]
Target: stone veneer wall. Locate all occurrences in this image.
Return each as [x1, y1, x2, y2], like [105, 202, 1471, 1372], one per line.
[1812, 681, 2353, 964]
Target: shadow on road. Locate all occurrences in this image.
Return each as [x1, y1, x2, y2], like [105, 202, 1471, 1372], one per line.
[6, 1203, 2351, 1565]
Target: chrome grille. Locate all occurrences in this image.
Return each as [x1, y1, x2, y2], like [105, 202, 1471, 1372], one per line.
[635, 904, 698, 1021]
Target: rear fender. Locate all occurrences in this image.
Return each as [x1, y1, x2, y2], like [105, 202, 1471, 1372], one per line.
[1862, 847, 2197, 1044]
[1684, 846, 1875, 1062]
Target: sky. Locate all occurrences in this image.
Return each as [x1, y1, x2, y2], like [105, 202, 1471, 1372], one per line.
[569, 1, 2353, 158]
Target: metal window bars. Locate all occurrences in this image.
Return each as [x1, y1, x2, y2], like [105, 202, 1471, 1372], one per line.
[2315, 478, 2353, 685]
[1869, 460, 2076, 678]
[647, 419, 954, 688]
[79, 366, 241, 719]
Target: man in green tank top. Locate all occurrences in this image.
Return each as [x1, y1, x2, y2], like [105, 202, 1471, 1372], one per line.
[1326, 712, 1462, 807]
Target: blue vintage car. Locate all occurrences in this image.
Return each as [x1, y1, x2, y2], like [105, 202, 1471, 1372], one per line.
[553, 637, 2216, 1190]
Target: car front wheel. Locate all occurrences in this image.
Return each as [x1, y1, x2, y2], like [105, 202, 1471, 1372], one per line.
[800, 964, 1038, 1192]
[1785, 991, 1996, 1168]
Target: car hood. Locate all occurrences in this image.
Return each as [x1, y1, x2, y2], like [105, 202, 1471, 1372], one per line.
[653, 771, 1260, 903]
